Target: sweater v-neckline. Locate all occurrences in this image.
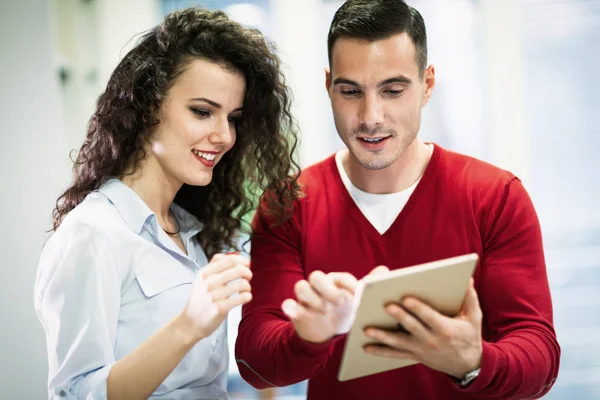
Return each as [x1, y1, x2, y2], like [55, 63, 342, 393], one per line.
[329, 143, 441, 238]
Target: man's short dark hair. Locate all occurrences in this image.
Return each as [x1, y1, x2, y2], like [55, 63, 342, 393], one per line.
[327, 0, 428, 76]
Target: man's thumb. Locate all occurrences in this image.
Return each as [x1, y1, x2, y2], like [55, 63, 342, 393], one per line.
[368, 265, 390, 276]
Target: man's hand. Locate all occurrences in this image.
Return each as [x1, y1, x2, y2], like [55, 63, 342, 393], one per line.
[363, 278, 483, 378]
[282, 266, 389, 344]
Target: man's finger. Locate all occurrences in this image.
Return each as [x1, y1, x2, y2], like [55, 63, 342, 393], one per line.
[368, 265, 390, 276]
[327, 272, 358, 294]
[363, 344, 417, 360]
[401, 297, 448, 333]
[384, 303, 432, 340]
[309, 271, 342, 303]
[282, 298, 299, 319]
[462, 278, 482, 323]
[364, 327, 414, 352]
[294, 279, 327, 313]
[282, 298, 323, 322]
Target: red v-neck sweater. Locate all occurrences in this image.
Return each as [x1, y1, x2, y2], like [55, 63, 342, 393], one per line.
[236, 145, 560, 400]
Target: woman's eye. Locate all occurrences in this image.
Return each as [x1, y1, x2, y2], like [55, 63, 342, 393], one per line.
[228, 116, 242, 125]
[190, 108, 210, 117]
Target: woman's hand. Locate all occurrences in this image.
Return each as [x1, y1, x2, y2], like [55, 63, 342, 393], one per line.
[179, 253, 252, 342]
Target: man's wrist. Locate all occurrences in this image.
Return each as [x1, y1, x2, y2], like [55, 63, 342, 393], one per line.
[451, 367, 481, 388]
[449, 347, 483, 387]
[452, 343, 483, 379]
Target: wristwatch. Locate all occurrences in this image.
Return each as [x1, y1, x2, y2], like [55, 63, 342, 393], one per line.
[455, 367, 481, 388]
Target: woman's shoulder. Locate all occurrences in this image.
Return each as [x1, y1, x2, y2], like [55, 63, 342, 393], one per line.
[60, 191, 128, 234]
[41, 191, 130, 263]
[36, 192, 131, 303]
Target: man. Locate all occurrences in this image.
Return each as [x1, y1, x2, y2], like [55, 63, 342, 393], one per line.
[235, 0, 560, 399]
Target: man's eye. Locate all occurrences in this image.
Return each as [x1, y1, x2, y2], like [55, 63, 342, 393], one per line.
[385, 89, 404, 96]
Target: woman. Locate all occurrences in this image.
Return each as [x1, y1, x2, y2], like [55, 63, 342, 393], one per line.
[34, 7, 300, 400]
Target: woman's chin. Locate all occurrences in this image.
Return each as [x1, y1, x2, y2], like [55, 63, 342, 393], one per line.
[185, 173, 213, 187]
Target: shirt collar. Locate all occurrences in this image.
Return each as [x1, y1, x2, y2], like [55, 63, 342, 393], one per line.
[98, 178, 203, 237]
[171, 202, 203, 238]
[98, 178, 154, 234]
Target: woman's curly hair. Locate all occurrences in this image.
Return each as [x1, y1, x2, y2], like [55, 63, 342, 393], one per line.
[52, 7, 301, 258]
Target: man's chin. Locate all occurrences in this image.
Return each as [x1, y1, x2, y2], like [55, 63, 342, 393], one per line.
[356, 155, 396, 171]
[360, 161, 394, 171]
[345, 145, 397, 171]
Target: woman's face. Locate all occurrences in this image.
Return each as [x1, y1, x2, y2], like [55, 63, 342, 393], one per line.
[147, 58, 246, 188]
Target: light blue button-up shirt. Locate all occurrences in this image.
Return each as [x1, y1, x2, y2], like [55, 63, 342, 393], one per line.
[34, 179, 229, 400]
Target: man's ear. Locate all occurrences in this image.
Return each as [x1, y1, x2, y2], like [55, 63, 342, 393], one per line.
[325, 67, 332, 94]
[421, 64, 436, 106]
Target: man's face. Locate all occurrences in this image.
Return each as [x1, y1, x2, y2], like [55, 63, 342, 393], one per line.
[326, 33, 434, 170]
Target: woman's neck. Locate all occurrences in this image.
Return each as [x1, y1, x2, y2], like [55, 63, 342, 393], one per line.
[120, 156, 181, 224]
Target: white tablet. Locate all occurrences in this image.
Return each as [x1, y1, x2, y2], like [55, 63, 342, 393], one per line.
[338, 253, 479, 381]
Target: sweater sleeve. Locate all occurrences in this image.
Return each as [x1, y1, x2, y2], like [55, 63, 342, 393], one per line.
[460, 177, 561, 399]
[234, 200, 337, 389]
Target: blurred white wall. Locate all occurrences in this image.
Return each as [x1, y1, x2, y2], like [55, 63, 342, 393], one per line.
[0, 0, 70, 397]
[54, 0, 160, 150]
[95, 0, 160, 87]
[480, 0, 530, 183]
[270, 0, 343, 167]
[0, 0, 160, 397]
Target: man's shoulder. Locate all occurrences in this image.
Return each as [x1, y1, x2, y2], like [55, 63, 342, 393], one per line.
[437, 146, 516, 190]
[298, 154, 337, 181]
[296, 153, 339, 194]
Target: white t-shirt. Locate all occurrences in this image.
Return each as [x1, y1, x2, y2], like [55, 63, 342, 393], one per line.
[335, 151, 420, 235]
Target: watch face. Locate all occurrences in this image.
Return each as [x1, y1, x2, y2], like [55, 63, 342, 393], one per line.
[461, 368, 481, 387]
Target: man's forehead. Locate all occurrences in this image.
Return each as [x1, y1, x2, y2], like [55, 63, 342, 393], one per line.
[330, 33, 419, 80]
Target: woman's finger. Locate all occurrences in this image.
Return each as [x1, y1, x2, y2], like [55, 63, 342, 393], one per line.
[201, 254, 250, 279]
[211, 278, 251, 301]
[217, 292, 252, 314]
[204, 264, 252, 290]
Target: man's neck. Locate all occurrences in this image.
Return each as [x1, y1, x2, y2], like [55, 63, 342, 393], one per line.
[341, 140, 433, 194]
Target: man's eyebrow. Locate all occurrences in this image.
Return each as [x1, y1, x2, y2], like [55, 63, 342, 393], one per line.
[378, 76, 412, 87]
[332, 77, 362, 88]
[332, 76, 412, 88]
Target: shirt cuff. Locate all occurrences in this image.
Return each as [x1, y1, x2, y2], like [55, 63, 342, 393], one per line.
[69, 364, 114, 400]
[456, 340, 504, 393]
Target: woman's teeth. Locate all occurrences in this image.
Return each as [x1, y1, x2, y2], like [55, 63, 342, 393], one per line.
[192, 150, 216, 161]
